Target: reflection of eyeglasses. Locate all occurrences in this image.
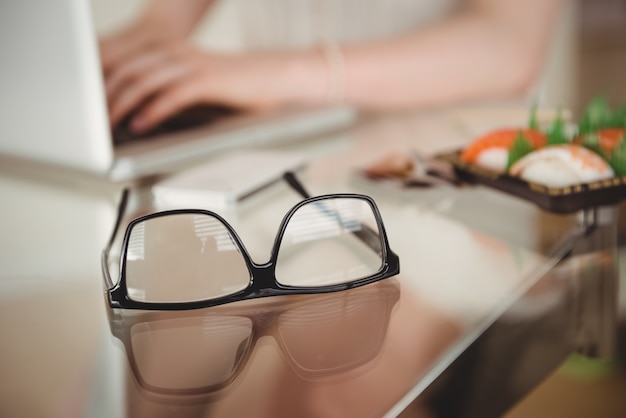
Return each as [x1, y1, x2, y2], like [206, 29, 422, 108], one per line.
[108, 280, 400, 397]
[102, 173, 400, 310]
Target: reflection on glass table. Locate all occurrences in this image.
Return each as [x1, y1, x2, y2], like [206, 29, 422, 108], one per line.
[107, 279, 399, 401]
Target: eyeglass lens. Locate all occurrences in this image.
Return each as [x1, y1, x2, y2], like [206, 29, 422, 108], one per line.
[275, 197, 384, 287]
[125, 214, 250, 303]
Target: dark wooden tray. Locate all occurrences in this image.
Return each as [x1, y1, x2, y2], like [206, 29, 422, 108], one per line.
[437, 151, 626, 214]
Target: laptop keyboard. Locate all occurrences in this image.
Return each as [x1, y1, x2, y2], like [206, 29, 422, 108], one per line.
[112, 105, 236, 144]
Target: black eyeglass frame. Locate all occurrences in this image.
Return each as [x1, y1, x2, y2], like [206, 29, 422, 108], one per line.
[102, 178, 400, 310]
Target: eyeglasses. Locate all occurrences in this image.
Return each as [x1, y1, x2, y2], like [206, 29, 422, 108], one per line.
[108, 279, 400, 397]
[102, 172, 400, 310]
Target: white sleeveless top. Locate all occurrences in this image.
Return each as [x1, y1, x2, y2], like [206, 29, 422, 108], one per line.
[195, 0, 460, 50]
[238, 0, 459, 49]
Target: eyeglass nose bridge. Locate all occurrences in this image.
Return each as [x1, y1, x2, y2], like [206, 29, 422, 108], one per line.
[247, 261, 279, 293]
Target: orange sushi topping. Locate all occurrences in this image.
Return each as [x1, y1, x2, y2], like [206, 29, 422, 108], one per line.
[460, 128, 547, 163]
[573, 128, 625, 155]
[597, 128, 625, 155]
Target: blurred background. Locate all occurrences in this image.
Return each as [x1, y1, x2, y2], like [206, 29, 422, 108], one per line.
[578, 0, 626, 110]
[91, 0, 626, 416]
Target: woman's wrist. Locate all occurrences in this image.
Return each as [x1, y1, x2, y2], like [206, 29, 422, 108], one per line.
[274, 46, 348, 108]
[268, 50, 328, 107]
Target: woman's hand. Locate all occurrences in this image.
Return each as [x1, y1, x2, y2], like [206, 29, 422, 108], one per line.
[105, 42, 327, 134]
[99, 0, 213, 74]
[99, 21, 181, 75]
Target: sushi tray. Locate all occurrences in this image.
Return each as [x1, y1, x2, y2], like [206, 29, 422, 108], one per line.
[437, 97, 626, 214]
[437, 150, 626, 214]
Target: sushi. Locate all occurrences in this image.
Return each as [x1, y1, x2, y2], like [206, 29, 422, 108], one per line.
[509, 144, 614, 187]
[460, 128, 547, 172]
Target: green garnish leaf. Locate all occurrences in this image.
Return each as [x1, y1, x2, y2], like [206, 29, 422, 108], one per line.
[506, 131, 535, 171]
[580, 95, 612, 133]
[608, 133, 626, 176]
[609, 105, 626, 129]
[578, 95, 626, 134]
[546, 110, 569, 145]
[528, 102, 539, 130]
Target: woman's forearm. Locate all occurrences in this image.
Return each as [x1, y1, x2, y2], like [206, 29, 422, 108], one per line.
[139, 0, 215, 36]
[340, 0, 563, 109]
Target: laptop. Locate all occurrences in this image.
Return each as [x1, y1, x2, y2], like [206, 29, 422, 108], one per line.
[0, 0, 356, 182]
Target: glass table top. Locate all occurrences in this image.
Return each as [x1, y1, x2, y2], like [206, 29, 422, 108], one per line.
[0, 109, 618, 418]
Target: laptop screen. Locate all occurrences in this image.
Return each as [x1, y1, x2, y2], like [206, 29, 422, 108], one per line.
[0, 0, 114, 174]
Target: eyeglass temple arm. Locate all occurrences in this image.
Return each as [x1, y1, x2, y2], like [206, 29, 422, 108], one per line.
[283, 171, 384, 257]
[102, 188, 130, 289]
[283, 170, 311, 199]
